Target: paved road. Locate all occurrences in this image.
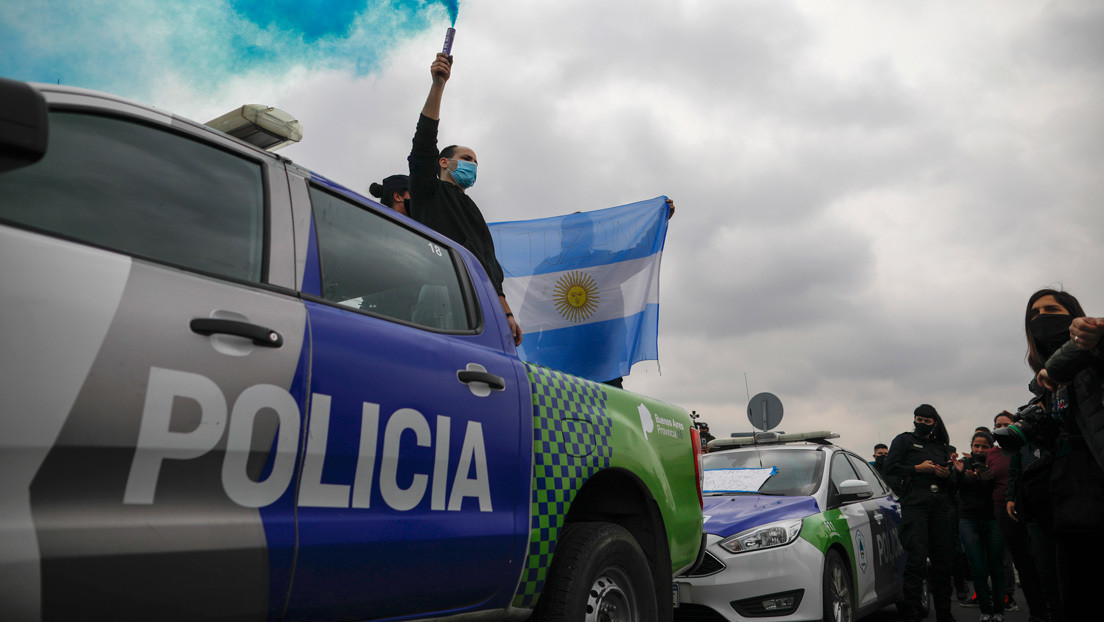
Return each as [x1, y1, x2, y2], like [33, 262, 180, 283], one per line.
[864, 584, 1033, 622]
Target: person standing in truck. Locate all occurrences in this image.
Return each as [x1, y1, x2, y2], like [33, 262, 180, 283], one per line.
[369, 174, 410, 216]
[407, 52, 522, 346]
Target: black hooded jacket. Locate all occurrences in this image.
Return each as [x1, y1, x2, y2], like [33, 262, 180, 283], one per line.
[884, 410, 954, 496]
[1042, 339, 1104, 472]
[407, 114, 505, 297]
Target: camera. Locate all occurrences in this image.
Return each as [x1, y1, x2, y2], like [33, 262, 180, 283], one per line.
[960, 454, 986, 471]
[994, 401, 1058, 454]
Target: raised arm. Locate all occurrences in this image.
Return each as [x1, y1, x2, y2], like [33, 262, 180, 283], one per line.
[409, 54, 454, 209]
[421, 53, 452, 121]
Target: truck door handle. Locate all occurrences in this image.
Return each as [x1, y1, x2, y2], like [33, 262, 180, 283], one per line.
[457, 369, 505, 391]
[190, 318, 283, 347]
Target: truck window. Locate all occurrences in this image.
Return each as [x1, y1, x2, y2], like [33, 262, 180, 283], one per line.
[309, 186, 473, 331]
[0, 111, 264, 282]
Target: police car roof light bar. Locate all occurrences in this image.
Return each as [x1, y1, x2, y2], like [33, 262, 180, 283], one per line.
[205, 105, 302, 151]
[708, 430, 839, 450]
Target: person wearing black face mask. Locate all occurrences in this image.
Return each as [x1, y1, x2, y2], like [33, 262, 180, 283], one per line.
[871, 443, 889, 474]
[1037, 313, 1104, 471]
[1021, 288, 1104, 620]
[885, 404, 958, 622]
[989, 411, 1048, 621]
[872, 443, 902, 495]
[368, 174, 410, 216]
[956, 431, 1006, 620]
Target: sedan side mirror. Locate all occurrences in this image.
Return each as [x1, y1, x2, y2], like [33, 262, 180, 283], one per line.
[836, 478, 873, 504]
[0, 77, 48, 173]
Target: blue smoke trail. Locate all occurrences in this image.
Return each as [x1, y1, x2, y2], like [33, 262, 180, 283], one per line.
[230, 0, 364, 43]
[0, 0, 463, 99]
[442, 0, 459, 26]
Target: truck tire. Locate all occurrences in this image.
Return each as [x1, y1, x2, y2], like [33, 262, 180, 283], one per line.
[533, 522, 657, 622]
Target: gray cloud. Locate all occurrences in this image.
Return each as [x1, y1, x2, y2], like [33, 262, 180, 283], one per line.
[442, 0, 1103, 455]
[14, 0, 1096, 459]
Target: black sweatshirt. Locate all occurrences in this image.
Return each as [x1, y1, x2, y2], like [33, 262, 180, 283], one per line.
[407, 114, 505, 297]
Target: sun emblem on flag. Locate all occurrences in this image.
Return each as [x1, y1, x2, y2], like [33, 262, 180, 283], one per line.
[553, 271, 600, 322]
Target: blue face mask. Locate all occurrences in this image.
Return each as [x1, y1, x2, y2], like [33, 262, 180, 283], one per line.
[449, 159, 477, 189]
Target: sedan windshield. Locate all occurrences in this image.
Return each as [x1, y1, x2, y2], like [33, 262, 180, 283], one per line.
[702, 448, 825, 496]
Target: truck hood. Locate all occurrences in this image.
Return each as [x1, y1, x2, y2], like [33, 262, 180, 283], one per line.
[702, 495, 819, 538]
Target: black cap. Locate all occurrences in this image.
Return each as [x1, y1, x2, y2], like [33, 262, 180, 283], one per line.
[369, 174, 409, 201]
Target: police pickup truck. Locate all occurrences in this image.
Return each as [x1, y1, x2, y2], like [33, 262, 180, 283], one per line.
[0, 78, 704, 622]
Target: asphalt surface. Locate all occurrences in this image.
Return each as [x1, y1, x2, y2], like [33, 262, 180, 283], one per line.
[864, 582, 1034, 622]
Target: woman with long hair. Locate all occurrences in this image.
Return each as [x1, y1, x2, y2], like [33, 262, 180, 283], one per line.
[1019, 287, 1104, 620]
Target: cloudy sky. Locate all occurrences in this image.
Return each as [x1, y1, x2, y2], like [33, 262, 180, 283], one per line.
[4, 0, 1102, 457]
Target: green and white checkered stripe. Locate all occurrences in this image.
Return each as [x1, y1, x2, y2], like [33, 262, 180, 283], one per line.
[511, 364, 613, 609]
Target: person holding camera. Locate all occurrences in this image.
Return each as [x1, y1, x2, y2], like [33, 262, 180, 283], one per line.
[957, 431, 1005, 620]
[1020, 290, 1104, 619]
[885, 404, 958, 622]
[1038, 314, 1104, 471]
[989, 411, 1048, 619]
[946, 444, 971, 604]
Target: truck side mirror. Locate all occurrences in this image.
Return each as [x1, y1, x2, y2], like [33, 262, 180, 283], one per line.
[0, 77, 48, 174]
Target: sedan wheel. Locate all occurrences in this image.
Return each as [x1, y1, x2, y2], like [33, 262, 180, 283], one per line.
[822, 549, 854, 622]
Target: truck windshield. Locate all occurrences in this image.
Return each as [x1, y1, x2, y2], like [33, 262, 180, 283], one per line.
[702, 448, 825, 497]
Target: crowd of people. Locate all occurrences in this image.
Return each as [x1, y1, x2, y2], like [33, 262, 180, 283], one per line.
[872, 289, 1104, 622]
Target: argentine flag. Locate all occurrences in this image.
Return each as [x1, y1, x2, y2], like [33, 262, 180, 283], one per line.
[489, 196, 670, 383]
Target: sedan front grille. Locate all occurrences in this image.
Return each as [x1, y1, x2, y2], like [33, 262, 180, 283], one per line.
[682, 551, 725, 577]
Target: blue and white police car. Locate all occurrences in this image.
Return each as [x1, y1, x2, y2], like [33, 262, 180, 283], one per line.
[674, 432, 921, 622]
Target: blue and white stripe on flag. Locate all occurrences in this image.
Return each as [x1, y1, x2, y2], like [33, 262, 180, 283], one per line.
[489, 196, 670, 382]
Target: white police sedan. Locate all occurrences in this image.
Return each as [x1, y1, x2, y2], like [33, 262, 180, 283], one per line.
[674, 432, 922, 622]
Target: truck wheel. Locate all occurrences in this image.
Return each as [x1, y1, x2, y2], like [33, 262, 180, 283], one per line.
[822, 549, 854, 622]
[534, 522, 657, 622]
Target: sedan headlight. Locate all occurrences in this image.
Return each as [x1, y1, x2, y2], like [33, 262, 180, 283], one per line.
[718, 518, 803, 554]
